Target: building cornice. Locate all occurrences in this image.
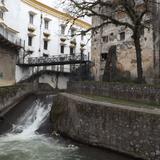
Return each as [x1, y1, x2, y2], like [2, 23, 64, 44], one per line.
[22, 0, 92, 29]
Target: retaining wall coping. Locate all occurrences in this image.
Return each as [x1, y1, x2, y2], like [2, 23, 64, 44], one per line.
[61, 93, 160, 115]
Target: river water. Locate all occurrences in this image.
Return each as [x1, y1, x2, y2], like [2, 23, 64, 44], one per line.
[0, 95, 136, 160]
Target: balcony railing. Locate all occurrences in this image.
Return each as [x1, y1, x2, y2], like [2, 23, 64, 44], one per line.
[17, 54, 90, 66]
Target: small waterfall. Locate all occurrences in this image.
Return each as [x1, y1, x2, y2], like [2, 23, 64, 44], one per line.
[13, 100, 51, 135]
[2, 96, 52, 141]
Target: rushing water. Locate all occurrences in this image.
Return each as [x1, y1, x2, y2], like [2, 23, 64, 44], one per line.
[0, 95, 136, 160]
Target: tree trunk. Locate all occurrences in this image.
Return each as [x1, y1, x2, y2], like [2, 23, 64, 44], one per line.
[133, 33, 144, 83]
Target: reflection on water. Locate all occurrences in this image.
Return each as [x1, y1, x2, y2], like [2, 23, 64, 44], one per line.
[0, 95, 136, 160]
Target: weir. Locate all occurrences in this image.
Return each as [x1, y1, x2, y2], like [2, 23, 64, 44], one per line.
[0, 94, 137, 160]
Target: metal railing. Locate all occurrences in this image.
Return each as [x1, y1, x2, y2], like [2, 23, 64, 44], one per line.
[17, 54, 89, 66]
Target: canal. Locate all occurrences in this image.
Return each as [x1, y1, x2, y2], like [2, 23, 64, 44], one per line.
[0, 94, 137, 160]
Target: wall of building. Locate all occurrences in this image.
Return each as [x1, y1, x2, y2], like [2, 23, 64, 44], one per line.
[91, 5, 156, 83]
[0, 46, 17, 86]
[51, 93, 160, 160]
[39, 73, 69, 89]
[1, 0, 91, 82]
[152, 0, 160, 82]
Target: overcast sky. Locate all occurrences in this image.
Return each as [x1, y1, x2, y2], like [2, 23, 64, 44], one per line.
[36, 0, 91, 23]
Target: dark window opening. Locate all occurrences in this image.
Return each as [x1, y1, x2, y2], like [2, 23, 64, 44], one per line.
[44, 20, 49, 29]
[102, 36, 108, 43]
[60, 45, 64, 54]
[61, 25, 66, 35]
[71, 28, 76, 37]
[29, 14, 34, 24]
[43, 53, 48, 57]
[0, 12, 4, 19]
[120, 32, 125, 40]
[101, 53, 107, 61]
[28, 36, 32, 46]
[70, 47, 75, 55]
[44, 40, 48, 50]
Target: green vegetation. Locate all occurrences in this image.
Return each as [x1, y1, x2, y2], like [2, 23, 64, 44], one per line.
[80, 81, 160, 88]
[78, 94, 160, 109]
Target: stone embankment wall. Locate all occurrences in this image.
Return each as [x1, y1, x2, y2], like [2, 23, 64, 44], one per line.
[51, 93, 160, 160]
[0, 83, 37, 115]
[68, 81, 160, 105]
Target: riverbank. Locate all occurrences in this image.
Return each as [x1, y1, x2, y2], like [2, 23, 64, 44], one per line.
[51, 93, 160, 160]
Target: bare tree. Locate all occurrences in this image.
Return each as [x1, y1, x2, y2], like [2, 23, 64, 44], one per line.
[62, 0, 152, 83]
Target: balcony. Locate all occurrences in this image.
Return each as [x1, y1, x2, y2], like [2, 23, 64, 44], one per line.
[80, 42, 85, 48]
[0, 25, 24, 49]
[60, 36, 67, 42]
[28, 24, 36, 32]
[0, 1, 8, 12]
[27, 46, 34, 52]
[43, 29, 50, 37]
[70, 38, 77, 47]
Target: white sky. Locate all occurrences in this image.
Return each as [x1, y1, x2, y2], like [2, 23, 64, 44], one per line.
[36, 0, 91, 24]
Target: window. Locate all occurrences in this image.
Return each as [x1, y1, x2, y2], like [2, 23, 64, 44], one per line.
[60, 45, 64, 54]
[102, 36, 108, 43]
[70, 47, 75, 55]
[29, 14, 34, 24]
[71, 28, 76, 37]
[120, 32, 125, 40]
[44, 20, 49, 29]
[109, 33, 115, 41]
[44, 40, 48, 50]
[81, 33, 84, 41]
[28, 36, 32, 46]
[81, 49, 84, 55]
[101, 53, 107, 61]
[61, 25, 66, 35]
[1, 0, 4, 4]
[0, 12, 4, 19]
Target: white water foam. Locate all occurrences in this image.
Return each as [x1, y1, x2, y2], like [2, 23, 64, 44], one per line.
[1, 97, 52, 141]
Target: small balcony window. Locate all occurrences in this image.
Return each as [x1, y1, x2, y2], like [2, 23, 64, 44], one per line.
[44, 40, 48, 50]
[44, 20, 49, 30]
[71, 28, 76, 37]
[70, 47, 75, 55]
[28, 36, 33, 46]
[29, 14, 34, 24]
[61, 25, 66, 35]
[60, 45, 64, 54]
[0, 12, 4, 19]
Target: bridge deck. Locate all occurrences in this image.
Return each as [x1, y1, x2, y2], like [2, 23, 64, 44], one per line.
[17, 54, 90, 67]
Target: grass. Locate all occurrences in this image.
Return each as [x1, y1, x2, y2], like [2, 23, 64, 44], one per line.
[78, 94, 160, 109]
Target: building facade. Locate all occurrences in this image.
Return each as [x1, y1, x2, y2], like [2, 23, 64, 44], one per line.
[0, 0, 23, 85]
[91, 1, 160, 83]
[0, 0, 91, 82]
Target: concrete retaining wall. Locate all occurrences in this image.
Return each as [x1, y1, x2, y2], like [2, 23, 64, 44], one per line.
[51, 93, 160, 160]
[0, 83, 37, 115]
[68, 81, 160, 105]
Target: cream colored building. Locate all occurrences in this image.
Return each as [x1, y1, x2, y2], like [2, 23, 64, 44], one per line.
[0, 0, 91, 83]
